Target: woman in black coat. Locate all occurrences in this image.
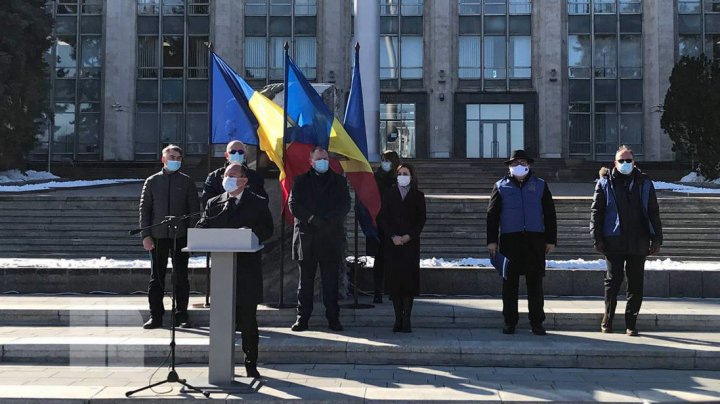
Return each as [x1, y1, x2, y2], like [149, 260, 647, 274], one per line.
[378, 164, 426, 333]
[368, 150, 401, 303]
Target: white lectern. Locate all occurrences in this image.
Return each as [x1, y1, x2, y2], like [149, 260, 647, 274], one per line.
[183, 228, 263, 389]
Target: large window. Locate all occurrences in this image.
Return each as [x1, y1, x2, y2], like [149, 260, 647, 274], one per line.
[458, 0, 532, 90]
[567, 0, 643, 158]
[243, 0, 317, 83]
[135, 0, 210, 159]
[380, 0, 424, 89]
[677, 0, 720, 60]
[32, 0, 104, 161]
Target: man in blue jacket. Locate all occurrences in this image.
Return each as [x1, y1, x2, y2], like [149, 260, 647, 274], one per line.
[487, 150, 557, 336]
[591, 145, 662, 336]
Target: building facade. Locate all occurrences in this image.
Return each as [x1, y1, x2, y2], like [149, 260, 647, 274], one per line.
[32, 0, 720, 163]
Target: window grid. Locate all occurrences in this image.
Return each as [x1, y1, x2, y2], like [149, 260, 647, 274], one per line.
[567, 0, 644, 158]
[458, 0, 532, 90]
[677, 0, 720, 60]
[33, 0, 104, 161]
[380, 0, 424, 88]
[135, 0, 210, 159]
[243, 0, 317, 84]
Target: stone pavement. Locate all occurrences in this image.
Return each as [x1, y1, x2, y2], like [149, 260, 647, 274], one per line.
[0, 363, 719, 402]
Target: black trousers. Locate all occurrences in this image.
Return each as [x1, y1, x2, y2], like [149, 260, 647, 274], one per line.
[296, 259, 340, 323]
[148, 237, 190, 319]
[604, 254, 646, 329]
[502, 271, 545, 327]
[236, 304, 259, 364]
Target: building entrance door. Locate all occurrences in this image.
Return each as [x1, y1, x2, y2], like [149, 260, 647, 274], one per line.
[466, 104, 523, 158]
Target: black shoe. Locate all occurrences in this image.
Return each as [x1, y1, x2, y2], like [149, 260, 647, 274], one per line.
[328, 321, 344, 332]
[531, 325, 547, 336]
[245, 363, 261, 378]
[174, 316, 192, 329]
[502, 325, 515, 334]
[143, 317, 163, 329]
[626, 328, 639, 337]
[601, 315, 613, 333]
[373, 294, 383, 304]
[291, 320, 308, 332]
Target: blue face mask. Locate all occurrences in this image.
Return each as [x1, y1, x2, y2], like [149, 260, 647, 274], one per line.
[381, 161, 392, 172]
[165, 160, 181, 172]
[313, 159, 329, 173]
[617, 162, 633, 175]
[228, 152, 245, 164]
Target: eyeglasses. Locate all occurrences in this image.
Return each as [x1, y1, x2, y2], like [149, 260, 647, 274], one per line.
[228, 149, 245, 155]
[617, 159, 633, 164]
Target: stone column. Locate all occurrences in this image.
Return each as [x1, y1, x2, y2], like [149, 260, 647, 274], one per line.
[102, 0, 136, 160]
[643, 0, 675, 161]
[354, 0, 380, 162]
[533, 0, 563, 158]
[211, 0, 243, 70]
[319, 0, 350, 112]
[426, 0, 453, 158]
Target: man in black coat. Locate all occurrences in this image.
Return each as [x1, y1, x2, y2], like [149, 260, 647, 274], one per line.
[288, 147, 351, 332]
[590, 145, 662, 337]
[487, 150, 557, 336]
[196, 163, 273, 378]
[201, 140, 267, 208]
[139, 144, 201, 329]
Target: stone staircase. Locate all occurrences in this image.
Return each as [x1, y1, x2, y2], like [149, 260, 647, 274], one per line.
[348, 195, 720, 261]
[0, 295, 718, 370]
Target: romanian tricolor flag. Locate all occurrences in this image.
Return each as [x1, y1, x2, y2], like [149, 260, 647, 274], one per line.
[285, 54, 381, 226]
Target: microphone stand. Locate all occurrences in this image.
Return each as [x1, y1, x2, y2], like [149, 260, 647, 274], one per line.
[126, 212, 210, 398]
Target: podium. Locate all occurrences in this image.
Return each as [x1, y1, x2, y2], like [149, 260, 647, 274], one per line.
[183, 228, 263, 390]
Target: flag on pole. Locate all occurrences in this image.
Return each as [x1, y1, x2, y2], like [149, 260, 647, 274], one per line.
[344, 43, 379, 240]
[209, 53, 259, 145]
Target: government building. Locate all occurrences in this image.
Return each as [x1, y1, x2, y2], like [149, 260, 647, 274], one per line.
[33, 0, 720, 165]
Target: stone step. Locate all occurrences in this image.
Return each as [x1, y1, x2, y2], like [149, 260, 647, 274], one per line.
[0, 326, 717, 370]
[0, 296, 717, 331]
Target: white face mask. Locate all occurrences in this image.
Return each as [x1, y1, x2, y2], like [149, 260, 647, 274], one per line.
[222, 177, 238, 193]
[509, 165, 529, 177]
[381, 161, 392, 172]
[397, 175, 411, 187]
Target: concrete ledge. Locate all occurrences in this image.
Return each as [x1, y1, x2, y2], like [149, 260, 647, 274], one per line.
[2, 266, 719, 297]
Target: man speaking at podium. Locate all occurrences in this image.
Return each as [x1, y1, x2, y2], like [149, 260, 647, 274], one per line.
[196, 163, 273, 378]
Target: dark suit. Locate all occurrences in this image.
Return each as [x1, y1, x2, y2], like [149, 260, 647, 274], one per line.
[196, 190, 273, 365]
[288, 168, 351, 324]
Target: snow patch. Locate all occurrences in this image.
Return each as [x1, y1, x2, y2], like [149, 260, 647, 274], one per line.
[0, 178, 143, 192]
[680, 172, 706, 183]
[345, 256, 720, 271]
[0, 257, 208, 269]
[0, 170, 59, 184]
[653, 181, 720, 194]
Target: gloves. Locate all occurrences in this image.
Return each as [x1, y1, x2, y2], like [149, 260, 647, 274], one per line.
[594, 240, 606, 254]
[649, 242, 661, 256]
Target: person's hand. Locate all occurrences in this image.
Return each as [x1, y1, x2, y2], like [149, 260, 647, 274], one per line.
[487, 242, 498, 258]
[308, 215, 327, 228]
[594, 240, 606, 254]
[401, 234, 411, 244]
[649, 242, 661, 256]
[545, 244, 556, 254]
[392, 235, 404, 246]
[142, 236, 155, 251]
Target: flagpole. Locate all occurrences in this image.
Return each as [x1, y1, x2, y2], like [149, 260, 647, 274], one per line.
[201, 42, 214, 308]
[269, 41, 294, 309]
[343, 43, 374, 310]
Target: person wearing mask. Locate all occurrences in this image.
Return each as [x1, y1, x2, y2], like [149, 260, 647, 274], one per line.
[288, 147, 351, 332]
[139, 144, 200, 329]
[487, 150, 557, 336]
[201, 140, 267, 209]
[196, 163, 273, 378]
[379, 164, 426, 333]
[591, 145, 662, 337]
[368, 150, 401, 303]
